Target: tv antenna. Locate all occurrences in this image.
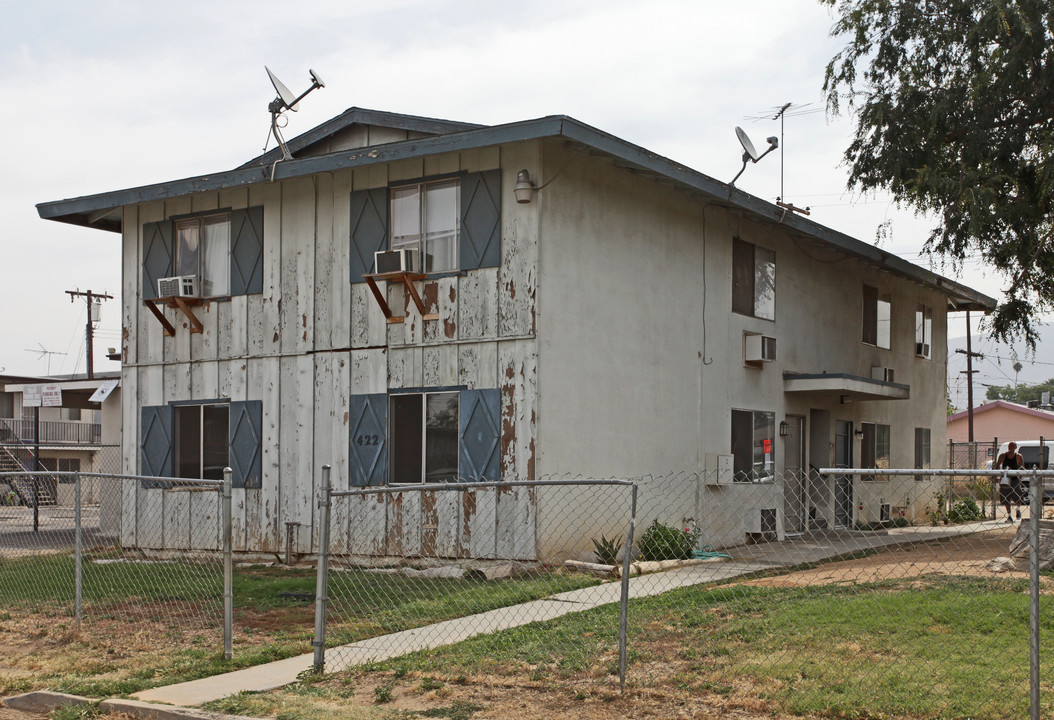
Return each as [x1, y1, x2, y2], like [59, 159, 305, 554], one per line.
[264, 66, 326, 165]
[729, 126, 778, 186]
[745, 102, 822, 214]
[24, 343, 67, 375]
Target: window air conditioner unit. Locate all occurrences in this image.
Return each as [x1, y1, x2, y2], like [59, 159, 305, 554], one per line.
[915, 342, 930, 357]
[157, 275, 198, 298]
[871, 366, 895, 383]
[374, 249, 420, 275]
[744, 334, 777, 363]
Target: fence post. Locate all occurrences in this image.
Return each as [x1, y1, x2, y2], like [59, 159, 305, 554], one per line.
[1029, 459, 1043, 720]
[74, 472, 82, 630]
[222, 468, 233, 661]
[618, 482, 638, 692]
[312, 465, 333, 673]
[992, 437, 1000, 520]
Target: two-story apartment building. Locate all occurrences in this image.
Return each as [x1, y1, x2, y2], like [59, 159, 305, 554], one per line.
[37, 108, 995, 558]
[1, 373, 121, 505]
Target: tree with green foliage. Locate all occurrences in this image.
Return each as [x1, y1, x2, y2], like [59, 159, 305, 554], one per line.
[985, 376, 1054, 404]
[821, 0, 1054, 347]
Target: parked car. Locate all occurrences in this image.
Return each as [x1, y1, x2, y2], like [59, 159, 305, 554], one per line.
[991, 440, 1054, 503]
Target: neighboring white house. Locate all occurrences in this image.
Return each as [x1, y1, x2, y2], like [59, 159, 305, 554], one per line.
[36, 108, 995, 557]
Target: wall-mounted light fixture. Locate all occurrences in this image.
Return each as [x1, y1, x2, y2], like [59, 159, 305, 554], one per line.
[779, 421, 789, 437]
[514, 169, 536, 204]
[854, 428, 865, 439]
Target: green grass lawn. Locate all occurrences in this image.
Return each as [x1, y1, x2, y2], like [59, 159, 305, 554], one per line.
[0, 550, 598, 698]
[348, 574, 1050, 720]
[0, 551, 595, 618]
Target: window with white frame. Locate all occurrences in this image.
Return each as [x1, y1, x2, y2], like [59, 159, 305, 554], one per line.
[915, 305, 932, 358]
[732, 239, 775, 320]
[174, 214, 231, 297]
[861, 422, 891, 481]
[914, 427, 931, 481]
[863, 285, 891, 349]
[389, 392, 459, 483]
[391, 179, 460, 273]
[731, 409, 775, 482]
[174, 403, 229, 481]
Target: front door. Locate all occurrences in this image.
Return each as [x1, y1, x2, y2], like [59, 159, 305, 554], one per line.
[834, 420, 854, 529]
[783, 415, 806, 533]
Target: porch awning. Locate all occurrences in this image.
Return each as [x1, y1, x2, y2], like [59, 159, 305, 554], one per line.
[783, 372, 910, 401]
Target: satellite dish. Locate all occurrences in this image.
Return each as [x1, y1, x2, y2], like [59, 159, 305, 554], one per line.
[735, 126, 759, 162]
[266, 66, 300, 112]
[263, 65, 328, 167]
[729, 126, 779, 187]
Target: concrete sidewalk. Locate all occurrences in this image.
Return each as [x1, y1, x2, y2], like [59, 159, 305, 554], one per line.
[134, 521, 1004, 707]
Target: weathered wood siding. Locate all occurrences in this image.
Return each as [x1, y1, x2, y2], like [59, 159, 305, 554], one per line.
[121, 143, 541, 557]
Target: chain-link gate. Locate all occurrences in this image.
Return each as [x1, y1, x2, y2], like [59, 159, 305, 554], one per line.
[311, 469, 639, 682]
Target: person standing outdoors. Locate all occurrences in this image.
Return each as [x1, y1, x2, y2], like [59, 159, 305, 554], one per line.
[995, 441, 1025, 522]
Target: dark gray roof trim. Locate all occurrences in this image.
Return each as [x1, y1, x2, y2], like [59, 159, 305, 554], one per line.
[238, 107, 484, 169]
[37, 113, 996, 311]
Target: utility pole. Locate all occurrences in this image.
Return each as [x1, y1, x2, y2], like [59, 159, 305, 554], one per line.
[956, 310, 984, 442]
[65, 289, 114, 379]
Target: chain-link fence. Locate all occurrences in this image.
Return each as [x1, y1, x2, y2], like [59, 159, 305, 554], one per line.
[2, 463, 1050, 718]
[949, 439, 1001, 471]
[945, 440, 1003, 520]
[311, 467, 1051, 720]
[0, 470, 232, 657]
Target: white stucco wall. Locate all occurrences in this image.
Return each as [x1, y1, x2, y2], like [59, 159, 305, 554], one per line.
[533, 142, 953, 548]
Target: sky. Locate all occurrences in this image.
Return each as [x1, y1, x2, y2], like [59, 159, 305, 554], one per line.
[0, 0, 1044, 403]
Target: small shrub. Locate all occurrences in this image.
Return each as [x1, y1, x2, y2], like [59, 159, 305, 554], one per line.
[637, 520, 697, 561]
[591, 534, 622, 565]
[374, 685, 394, 704]
[421, 676, 444, 691]
[50, 704, 98, 720]
[927, 490, 948, 525]
[948, 497, 984, 523]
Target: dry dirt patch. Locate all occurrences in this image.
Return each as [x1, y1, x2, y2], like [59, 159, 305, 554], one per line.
[741, 526, 1036, 588]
